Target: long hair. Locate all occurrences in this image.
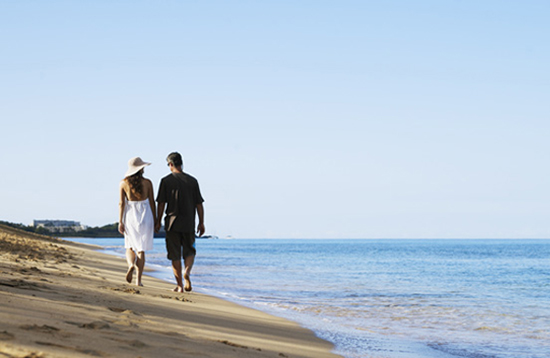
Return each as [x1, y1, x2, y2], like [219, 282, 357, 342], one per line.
[125, 169, 144, 197]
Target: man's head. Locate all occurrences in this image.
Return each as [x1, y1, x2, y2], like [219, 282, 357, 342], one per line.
[166, 152, 183, 171]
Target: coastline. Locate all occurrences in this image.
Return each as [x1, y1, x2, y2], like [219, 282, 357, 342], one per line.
[0, 224, 341, 358]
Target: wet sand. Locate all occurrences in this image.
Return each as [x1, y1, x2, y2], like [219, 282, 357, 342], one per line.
[0, 224, 341, 358]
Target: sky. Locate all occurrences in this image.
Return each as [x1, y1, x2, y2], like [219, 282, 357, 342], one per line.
[1, 1, 549, 239]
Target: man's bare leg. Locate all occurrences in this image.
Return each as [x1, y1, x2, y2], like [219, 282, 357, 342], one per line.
[183, 254, 195, 292]
[125, 248, 136, 283]
[135, 251, 145, 286]
[171, 260, 184, 293]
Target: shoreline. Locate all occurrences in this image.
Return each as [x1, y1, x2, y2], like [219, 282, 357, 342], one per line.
[0, 224, 342, 358]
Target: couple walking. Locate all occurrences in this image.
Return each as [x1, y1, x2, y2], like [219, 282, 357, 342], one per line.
[118, 152, 204, 293]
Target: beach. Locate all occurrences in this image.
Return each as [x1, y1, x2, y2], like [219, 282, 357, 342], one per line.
[86, 236, 549, 358]
[0, 224, 340, 358]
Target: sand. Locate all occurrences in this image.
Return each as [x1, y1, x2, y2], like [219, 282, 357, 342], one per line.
[0, 224, 341, 358]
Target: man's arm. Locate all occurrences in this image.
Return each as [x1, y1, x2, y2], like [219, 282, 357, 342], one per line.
[156, 202, 165, 233]
[196, 203, 205, 237]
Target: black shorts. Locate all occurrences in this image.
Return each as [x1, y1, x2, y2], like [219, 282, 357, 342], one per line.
[165, 231, 196, 261]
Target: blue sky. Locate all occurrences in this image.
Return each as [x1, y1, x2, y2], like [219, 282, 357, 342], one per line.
[1, 1, 549, 238]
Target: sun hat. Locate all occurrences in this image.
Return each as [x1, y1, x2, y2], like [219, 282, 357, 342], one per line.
[125, 157, 151, 177]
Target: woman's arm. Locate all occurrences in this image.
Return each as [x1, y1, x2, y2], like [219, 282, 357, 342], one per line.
[118, 181, 126, 235]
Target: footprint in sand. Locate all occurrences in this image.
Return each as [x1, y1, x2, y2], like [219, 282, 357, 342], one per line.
[219, 340, 249, 349]
[108, 307, 126, 313]
[128, 340, 147, 348]
[80, 321, 110, 330]
[108, 337, 148, 348]
[159, 294, 192, 302]
[218, 340, 262, 352]
[122, 310, 141, 316]
[112, 320, 139, 328]
[0, 330, 15, 341]
[0, 279, 44, 291]
[105, 286, 141, 294]
[18, 267, 42, 275]
[107, 308, 146, 327]
[35, 341, 67, 348]
[20, 325, 60, 334]
[36, 342, 105, 357]
[107, 307, 141, 316]
[19, 352, 45, 358]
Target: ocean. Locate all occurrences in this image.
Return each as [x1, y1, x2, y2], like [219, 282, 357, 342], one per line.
[67, 238, 550, 358]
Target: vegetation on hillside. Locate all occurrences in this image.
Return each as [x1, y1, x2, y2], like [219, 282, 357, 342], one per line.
[0, 221, 166, 238]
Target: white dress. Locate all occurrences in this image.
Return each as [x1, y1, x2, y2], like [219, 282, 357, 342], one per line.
[123, 198, 154, 252]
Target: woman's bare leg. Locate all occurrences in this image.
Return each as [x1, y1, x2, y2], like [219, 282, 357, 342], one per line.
[125, 248, 136, 283]
[135, 251, 145, 286]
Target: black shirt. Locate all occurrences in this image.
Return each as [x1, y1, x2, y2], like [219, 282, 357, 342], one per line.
[156, 172, 204, 232]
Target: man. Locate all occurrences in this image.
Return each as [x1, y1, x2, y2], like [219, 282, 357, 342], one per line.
[156, 152, 205, 293]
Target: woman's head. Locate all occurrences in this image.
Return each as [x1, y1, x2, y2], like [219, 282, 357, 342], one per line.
[125, 157, 150, 178]
[126, 169, 144, 196]
[124, 157, 150, 197]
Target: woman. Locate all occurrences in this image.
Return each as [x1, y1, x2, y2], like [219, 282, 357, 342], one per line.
[118, 157, 156, 286]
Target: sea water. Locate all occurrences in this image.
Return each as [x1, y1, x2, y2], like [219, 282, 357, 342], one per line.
[68, 238, 550, 358]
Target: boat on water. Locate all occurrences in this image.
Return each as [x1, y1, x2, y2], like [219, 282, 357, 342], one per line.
[197, 235, 219, 239]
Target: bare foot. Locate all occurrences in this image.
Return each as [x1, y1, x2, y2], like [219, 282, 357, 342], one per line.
[136, 282, 144, 287]
[172, 286, 184, 293]
[125, 266, 135, 283]
[184, 275, 192, 292]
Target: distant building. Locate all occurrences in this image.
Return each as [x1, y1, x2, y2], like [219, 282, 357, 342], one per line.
[31, 220, 86, 233]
